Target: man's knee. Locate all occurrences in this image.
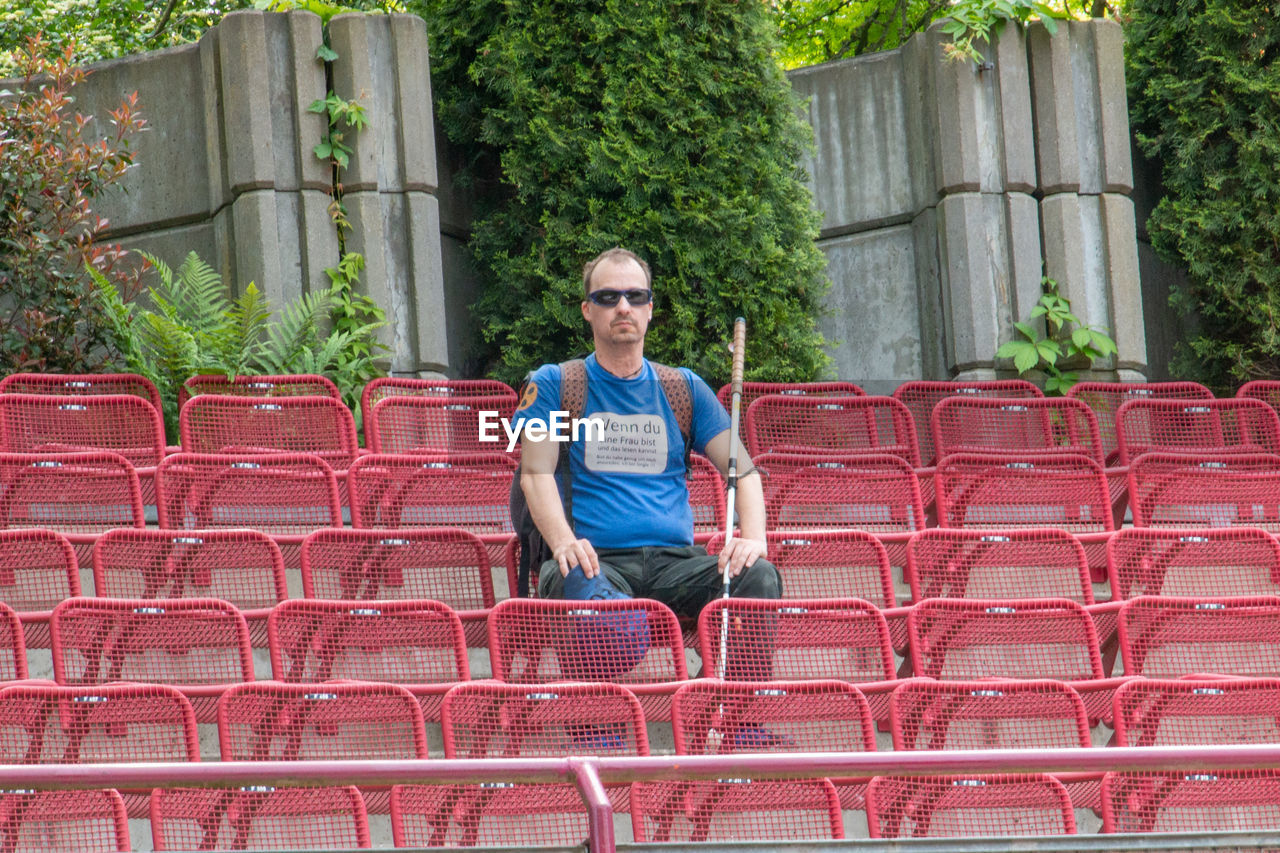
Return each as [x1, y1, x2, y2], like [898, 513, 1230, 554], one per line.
[731, 558, 781, 599]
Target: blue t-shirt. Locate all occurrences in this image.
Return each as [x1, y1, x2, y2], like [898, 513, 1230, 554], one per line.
[514, 354, 730, 549]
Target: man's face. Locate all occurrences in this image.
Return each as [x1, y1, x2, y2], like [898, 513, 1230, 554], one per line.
[581, 257, 652, 346]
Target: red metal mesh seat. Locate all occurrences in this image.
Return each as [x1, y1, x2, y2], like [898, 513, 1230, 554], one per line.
[391, 781, 589, 848]
[0, 529, 79, 649]
[1126, 452, 1280, 530]
[935, 452, 1113, 532]
[0, 452, 144, 545]
[0, 682, 199, 763]
[688, 453, 726, 536]
[744, 395, 920, 464]
[150, 785, 370, 851]
[1108, 527, 1280, 599]
[930, 396, 1105, 463]
[347, 452, 515, 533]
[866, 774, 1075, 838]
[0, 601, 29, 681]
[631, 778, 843, 842]
[0, 788, 129, 852]
[1117, 594, 1280, 678]
[767, 454, 925, 532]
[1103, 769, 1280, 833]
[707, 530, 894, 606]
[716, 381, 865, 414]
[1067, 380, 1214, 464]
[672, 678, 875, 754]
[361, 377, 516, 429]
[180, 395, 361, 470]
[697, 597, 894, 683]
[906, 528, 1093, 604]
[0, 372, 163, 413]
[268, 599, 468, 720]
[1112, 677, 1280, 747]
[1116, 397, 1280, 465]
[366, 394, 518, 455]
[890, 678, 1090, 751]
[441, 681, 647, 757]
[892, 380, 1043, 467]
[217, 681, 428, 761]
[0, 393, 166, 470]
[178, 372, 342, 407]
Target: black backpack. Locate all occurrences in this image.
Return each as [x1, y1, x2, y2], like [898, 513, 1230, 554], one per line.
[508, 358, 695, 596]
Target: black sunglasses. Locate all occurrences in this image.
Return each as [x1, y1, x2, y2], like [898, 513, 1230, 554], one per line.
[586, 288, 652, 307]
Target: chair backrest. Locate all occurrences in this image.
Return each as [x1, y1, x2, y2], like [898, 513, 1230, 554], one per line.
[697, 597, 894, 683]
[1116, 397, 1280, 464]
[150, 785, 369, 851]
[441, 681, 647, 757]
[931, 396, 1105, 465]
[180, 395, 360, 468]
[391, 782, 588, 849]
[688, 453, 726, 535]
[906, 527, 1093, 604]
[366, 394, 518, 455]
[1112, 677, 1280, 747]
[889, 678, 1090, 751]
[717, 381, 865, 414]
[0, 683, 199, 763]
[347, 452, 516, 533]
[907, 598, 1104, 681]
[0, 452, 143, 533]
[1118, 594, 1280, 678]
[301, 527, 494, 609]
[1068, 380, 1214, 463]
[92, 528, 286, 610]
[179, 373, 341, 407]
[51, 597, 253, 687]
[0, 788, 130, 852]
[744, 395, 920, 464]
[672, 678, 875, 754]
[0, 601, 28, 681]
[269, 598, 469, 684]
[706, 529, 894, 606]
[487, 598, 687, 685]
[217, 681, 428, 760]
[631, 778, 843, 843]
[766, 454, 925, 533]
[0, 372, 162, 412]
[362, 377, 517, 430]
[1107, 526, 1280, 599]
[1126, 452, 1280, 530]
[1103, 769, 1280, 834]
[935, 452, 1113, 532]
[893, 380, 1044, 466]
[866, 774, 1075, 838]
[0, 528, 80, 612]
[156, 453, 343, 534]
[0, 393, 166, 468]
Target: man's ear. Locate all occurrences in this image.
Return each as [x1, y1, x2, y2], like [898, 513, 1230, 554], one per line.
[581, 300, 591, 323]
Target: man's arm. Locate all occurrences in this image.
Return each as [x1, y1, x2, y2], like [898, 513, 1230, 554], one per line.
[702, 428, 767, 576]
[520, 431, 601, 578]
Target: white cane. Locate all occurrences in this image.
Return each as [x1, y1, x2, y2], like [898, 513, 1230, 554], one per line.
[717, 317, 747, 680]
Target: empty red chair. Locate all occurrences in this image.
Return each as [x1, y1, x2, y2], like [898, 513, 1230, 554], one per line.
[890, 679, 1090, 751]
[347, 452, 515, 533]
[151, 785, 370, 851]
[717, 380, 865, 414]
[366, 394, 518, 455]
[442, 681, 647, 757]
[0, 529, 79, 649]
[767, 454, 926, 532]
[744, 395, 920, 464]
[0, 788, 129, 852]
[362, 377, 516, 429]
[179, 372, 341, 407]
[1108, 527, 1280, 599]
[391, 782, 588, 848]
[180, 395, 361, 470]
[1116, 397, 1280, 464]
[707, 529, 894, 606]
[935, 452, 1113, 532]
[866, 774, 1075, 838]
[1068, 380, 1213, 463]
[1112, 677, 1280, 747]
[1103, 769, 1280, 833]
[1118, 595, 1280, 678]
[217, 681, 428, 761]
[269, 599, 468, 720]
[0, 601, 29, 682]
[893, 379, 1043, 466]
[1127, 452, 1280, 530]
[0, 372, 163, 413]
[687, 453, 726, 536]
[931, 395, 1106, 465]
[672, 678, 875, 754]
[906, 527, 1093, 604]
[697, 597, 895, 683]
[631, 778, 843, 843]
[0, 682, 199, 763]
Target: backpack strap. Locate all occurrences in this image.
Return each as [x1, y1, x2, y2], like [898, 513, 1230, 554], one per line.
[555, 358, 587, 536]
[650, 361, 694, 477]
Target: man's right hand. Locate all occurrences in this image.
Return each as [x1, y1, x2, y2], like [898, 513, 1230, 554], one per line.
[553, 537, 600, 578]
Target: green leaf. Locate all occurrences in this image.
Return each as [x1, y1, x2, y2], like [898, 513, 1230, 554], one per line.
[313, 142, 333, 160]
[1036, 339, 1062, 366]
[1071, 327, 1093, 351]
[1012, 321, 1038, 342]
[306, 98, 328, 114]
[316, 44, 339, 62]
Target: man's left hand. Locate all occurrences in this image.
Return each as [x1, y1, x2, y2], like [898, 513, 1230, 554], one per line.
[716, 536, 767, 578]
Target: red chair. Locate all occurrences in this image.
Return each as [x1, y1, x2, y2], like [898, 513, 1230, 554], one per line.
[930, 395, 1106, 465]
[767, 454, 926, 533]
[361, 377, 516, 433]
[893, 379, 1043, 466]
[707, 529, 895, 607]
[0, 601, 29, 682]
[631, 778, 843, 843]
[906, 527, 1093, 604]
[890, 678, 1090, 751]
[347, 452, 515, 533]
[935, 452, 1113, 533]
[1103, 769, 1280, 833]
[744, 395, 920, 464]
[151, 785, 370, 851]
[0, 372, 162, 413]
[1127, 451, 1280, 530]
[1107, 526, 1280, 599]
[1112, 677, 1280, 747]
[1068, 380, 1213, 464]
[391, 781, 588, 848]
[180, 395, 361, 471]
[178, 372, 341, 407]
[1116, 397, 1280, 464]
[1117, 595, 1280, 678]
[716, 380, 865, 414]
[866, 774, 1075, 838]
[365, 394, 519, 455]
[688, 453, 726, 536]
[0, 528, 79, 649]
[0, 788, 130, 852]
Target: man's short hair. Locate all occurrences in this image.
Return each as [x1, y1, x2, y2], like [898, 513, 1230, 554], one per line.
[582, 247, 652, 298]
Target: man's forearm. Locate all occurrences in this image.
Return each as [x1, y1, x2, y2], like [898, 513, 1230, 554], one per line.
[521, 470, 578, 550]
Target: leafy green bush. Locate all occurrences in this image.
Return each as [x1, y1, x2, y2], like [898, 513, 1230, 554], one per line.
[996, 276, 1118, 394]
[1127, 0, 1280, 391]
[416, 0, 830, 386]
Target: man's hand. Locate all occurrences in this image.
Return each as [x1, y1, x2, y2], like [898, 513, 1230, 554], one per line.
[716, 536, 767, 578]
[554, 537, 601, 578]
